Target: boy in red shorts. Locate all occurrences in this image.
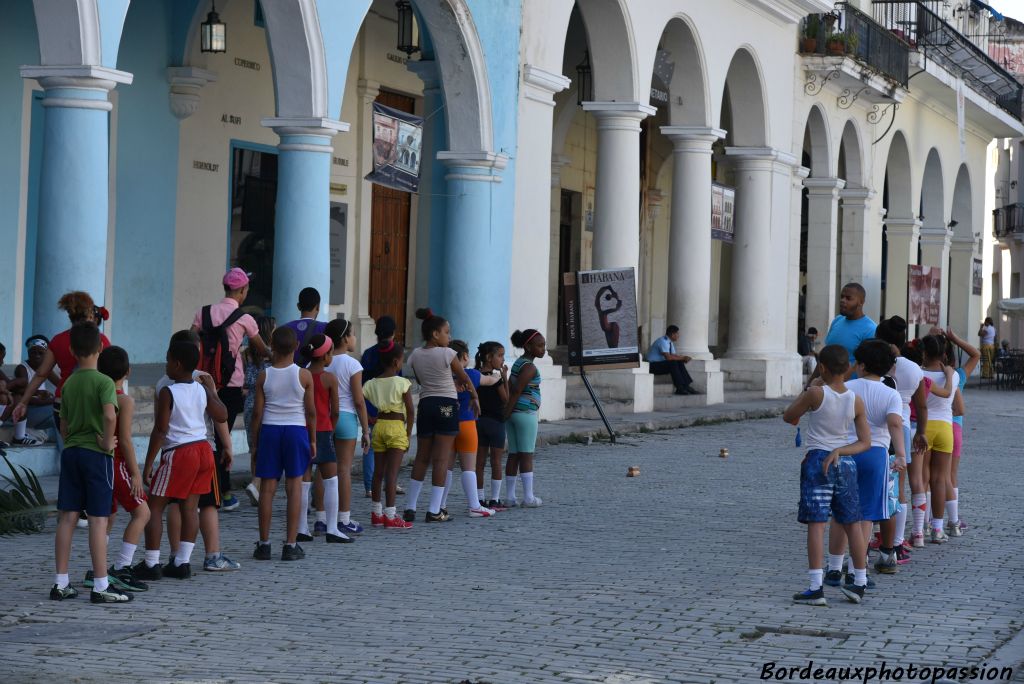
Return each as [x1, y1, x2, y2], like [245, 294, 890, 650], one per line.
[86, 346, 150, 593]
[141, 340, 228, 578]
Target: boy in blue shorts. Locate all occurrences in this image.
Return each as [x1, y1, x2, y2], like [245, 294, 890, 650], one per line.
[783, 345, 872, 606]
[51, 323, 130, 604]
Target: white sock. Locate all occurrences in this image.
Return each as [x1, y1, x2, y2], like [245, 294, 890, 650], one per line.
[521, 472, 535, 502]
[405, 478, 424, 512]
[315, 510, 326, 523]
[894, 506, 908, 545]
[945, 499, 959, 525]
[490, 479, 502, 501]
[853, 568, 867, 587]
[299, 482, 312, 535]
[925, 492, 932, 522]
[911, 494, 927, 534]
[477, 488, 485, 502]
[462, 471, 481, 510]
[340, 511, 351, 526]
[428, 485, 445, 514]
[55, 573, 69, 589]
[808, 569, 823, 591]
[175, 541, 195, 566]
[384, 506, 397, 519]
[94, 575, 109, 592]
[145, 549, 161, 567]
[323, 476, 340, 534]
[14, 419, 27, 440]
[931, 516, 945, 532]
[505, 475, 518, 503]
[440, 470, 453, 509]
[115, 541, 137, 570]
[372, 501, 383, 515]
[827, 554, 845, 573]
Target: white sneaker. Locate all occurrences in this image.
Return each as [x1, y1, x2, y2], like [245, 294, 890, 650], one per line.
[468, 506, 495, 518]
[244, 482, 260, 506]
[521, 497, 543, 508]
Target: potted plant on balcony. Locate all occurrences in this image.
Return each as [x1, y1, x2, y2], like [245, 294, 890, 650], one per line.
[844, 32, 859, 56]
[801, 15, 820, 54]
[826, 31, 846, 56]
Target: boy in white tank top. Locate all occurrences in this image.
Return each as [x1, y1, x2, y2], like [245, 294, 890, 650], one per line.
[142, 340, 229, 579]
[783, 345, 873, 606]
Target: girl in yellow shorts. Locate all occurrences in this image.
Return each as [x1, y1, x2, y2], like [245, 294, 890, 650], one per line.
[920, 335, 956, 544]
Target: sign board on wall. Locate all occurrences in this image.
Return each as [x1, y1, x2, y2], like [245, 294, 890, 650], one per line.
[712, 184, 735, 243]
[329, 202, 347, 305]
[365, 102, 423, 193]
[973, 258, 983, 296]
[563, 268, 640, 369]
[908, 265, 942, 325]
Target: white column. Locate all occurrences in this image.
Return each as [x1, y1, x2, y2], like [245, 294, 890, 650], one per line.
[919, 225, 952, 328]
[947, 237, 974, 335]
[803, 177, 846, 336]
[354, 78, 381, 345]
[514, 65, 570, 422]
[883, 217, 921, 320]
[660, 126, 725, 359]
[789, 166, 810, 359]
[838, 188, 876, 288]
[582, 102, 656, 273]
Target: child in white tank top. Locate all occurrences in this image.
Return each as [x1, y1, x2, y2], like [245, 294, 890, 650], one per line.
[783, 344, 872, 607]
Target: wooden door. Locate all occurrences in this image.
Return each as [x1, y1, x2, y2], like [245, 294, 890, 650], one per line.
[369, 90, 416, 343]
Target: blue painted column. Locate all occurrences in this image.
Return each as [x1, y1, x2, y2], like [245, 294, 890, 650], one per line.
[262, 117, 348, 324]
[437, 153, 509, 348]
[20, 66, 133, 336]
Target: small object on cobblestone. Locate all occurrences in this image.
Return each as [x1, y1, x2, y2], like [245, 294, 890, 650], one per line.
[627, 466, 640, 477]
[719, 448, 729, 458]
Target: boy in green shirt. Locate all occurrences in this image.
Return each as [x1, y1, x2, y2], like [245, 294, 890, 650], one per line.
[51, 323, 131, 604]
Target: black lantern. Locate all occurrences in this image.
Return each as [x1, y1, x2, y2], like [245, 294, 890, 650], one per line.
[396, 1, 420, 57]
[201, 1, 227, 54]
[576, 50, 592, 106]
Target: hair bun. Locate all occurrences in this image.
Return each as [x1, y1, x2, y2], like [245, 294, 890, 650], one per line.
[415, 308, 434, 320]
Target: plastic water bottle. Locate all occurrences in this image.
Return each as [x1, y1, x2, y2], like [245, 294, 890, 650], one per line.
[795, 427, 802, 448]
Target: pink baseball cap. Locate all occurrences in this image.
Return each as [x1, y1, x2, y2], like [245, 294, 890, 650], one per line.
[223, 268, 251, 289]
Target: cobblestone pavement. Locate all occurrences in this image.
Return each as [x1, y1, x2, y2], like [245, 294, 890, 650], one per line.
[1, 389, 1022, 683]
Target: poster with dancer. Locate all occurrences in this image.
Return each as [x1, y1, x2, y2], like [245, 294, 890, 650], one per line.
[908, 265, 942, 325]
[365, 102, 423, 193]
[563, 268, 640, 369]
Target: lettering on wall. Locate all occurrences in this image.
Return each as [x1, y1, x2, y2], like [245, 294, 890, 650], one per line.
[221, 114, 242, 125]
[386, 53, 408, 65]
[233, 58, 261, 71]
[193, 160, 220, 173]
[332, 156, 349, 167]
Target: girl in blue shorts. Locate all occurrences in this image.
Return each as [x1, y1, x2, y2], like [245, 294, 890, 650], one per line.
[503, 329, 545, 508]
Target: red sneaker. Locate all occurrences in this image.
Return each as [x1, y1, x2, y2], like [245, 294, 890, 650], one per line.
[899, 539, 913, 553]
[868, 532, 881, 550]
[370, 512, 385, 527]
[384, 515, 412, 529]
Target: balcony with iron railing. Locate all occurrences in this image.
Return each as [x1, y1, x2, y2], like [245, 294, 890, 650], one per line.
[800, 2, 910, 87]
[871, 0, 1024, 120]
[993, 203, 1024, 238]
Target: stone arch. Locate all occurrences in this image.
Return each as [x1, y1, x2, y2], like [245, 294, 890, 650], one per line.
[883, 130, 913, 219]
[656, 15, 710, 127]
[576, 0, 638, 101]
[950, 164, 972, 238]
[838, 119, 864, 188]
[720, 48, 767, 147]
[802, 104, 831, 177]
[920, 148, 945, 229]
[31, 0, 106, 66]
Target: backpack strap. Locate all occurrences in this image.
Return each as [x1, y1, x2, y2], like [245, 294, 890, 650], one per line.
[201, 305, 214, 332]
[218, 307, 246, 332]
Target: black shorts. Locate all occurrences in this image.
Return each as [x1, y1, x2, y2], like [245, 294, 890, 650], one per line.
[416, 397, 459, 437]
[477, 416, 506, 450]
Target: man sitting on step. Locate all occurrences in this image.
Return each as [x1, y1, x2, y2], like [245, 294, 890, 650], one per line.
[647, 325, 699, 396]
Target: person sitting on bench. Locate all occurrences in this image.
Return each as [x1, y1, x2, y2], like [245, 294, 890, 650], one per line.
[647, 326, 699, 396]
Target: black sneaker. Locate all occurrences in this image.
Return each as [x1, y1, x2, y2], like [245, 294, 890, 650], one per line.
[325, 532, 353, 544]
[281, 544, 305, 561]
[844, 572, 875, 589]
[253, 542, 272, 561]
[440, 508, 449, 517]
[83, 570, 95, 587]
[131, 560, 163, 581]
[424, 510, 452, 523]
[110, 565, 149, 592]
[90, 585, 133, 604]
[873, 553, 898, 575]
[50, 584, 78, 600]
[823, 570, 843, 587]
[402, 509, 416, 523]
[792, 588, 826, 606]
[840, 583, 865, 604]
[296, 532, 314, 542]
[162, 561, 191, 579]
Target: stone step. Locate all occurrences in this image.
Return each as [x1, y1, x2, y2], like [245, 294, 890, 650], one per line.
[654, 390, 764, 411]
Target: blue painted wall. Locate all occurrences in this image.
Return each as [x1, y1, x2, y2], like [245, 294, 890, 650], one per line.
[0, 2, 39, 360]
[112, 0, 181, 361]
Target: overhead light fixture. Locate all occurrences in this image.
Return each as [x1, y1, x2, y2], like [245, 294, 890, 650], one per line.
[201, 0, 227, 54]
[576, 50, 593, 107]
[396, 1, 420, 57]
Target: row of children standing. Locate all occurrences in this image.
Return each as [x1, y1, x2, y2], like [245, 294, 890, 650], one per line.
[786, 313, 978, 606]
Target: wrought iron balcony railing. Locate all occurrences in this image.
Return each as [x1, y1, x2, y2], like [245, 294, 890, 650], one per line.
[800, 3, 910, 87]
[871, 1, 1024, 120]
[993, 203, 1024, 238]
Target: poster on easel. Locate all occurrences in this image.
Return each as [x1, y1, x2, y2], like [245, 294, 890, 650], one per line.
[365, 102, 423, 193]
[563, 268, 640, 370]
[908, 265, 942, 325]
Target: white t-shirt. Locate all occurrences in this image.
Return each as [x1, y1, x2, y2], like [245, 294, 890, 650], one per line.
[156, 371, 215, 442]
[326, 353, 363, 414]
[922, 369, 955, 423]
[407, 346, 459, 400]
[845, 378, 902, 449]
[892, 356, 924, 426]
[803, 385, 856, 452]
[981, 325, 996, 345]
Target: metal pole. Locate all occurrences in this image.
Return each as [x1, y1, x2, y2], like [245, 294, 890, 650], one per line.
[579, 367, 616, 443]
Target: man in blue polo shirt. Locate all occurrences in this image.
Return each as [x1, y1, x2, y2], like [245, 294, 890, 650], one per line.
[823, 282, 877, 376]
[648, 325, 698, 395]
[283, 287, 327, 365]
